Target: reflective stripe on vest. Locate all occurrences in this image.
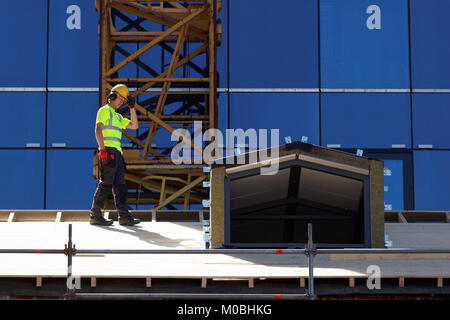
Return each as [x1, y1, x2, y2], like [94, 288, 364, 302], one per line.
[102, 109, 122, 150]
[104, 110, 122, 132]
[103, 136, 121, 142]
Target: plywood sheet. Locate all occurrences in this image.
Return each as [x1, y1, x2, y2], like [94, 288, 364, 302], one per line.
[0, 222, 448, 280]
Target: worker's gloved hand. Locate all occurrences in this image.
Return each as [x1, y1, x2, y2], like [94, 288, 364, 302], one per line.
[127, 94, 135, 109]
[99, 149, 108, 162]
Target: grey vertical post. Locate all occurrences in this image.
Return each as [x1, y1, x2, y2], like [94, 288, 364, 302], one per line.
[307, 223, 315, 299]
[65, 224, 76, 300]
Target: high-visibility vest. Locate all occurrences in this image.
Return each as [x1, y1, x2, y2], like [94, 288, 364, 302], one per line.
[101, 105, 125, 154]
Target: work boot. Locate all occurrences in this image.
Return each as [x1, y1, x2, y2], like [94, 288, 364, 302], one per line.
[118, 214, 140, 226]
[89, 213, 113, 226]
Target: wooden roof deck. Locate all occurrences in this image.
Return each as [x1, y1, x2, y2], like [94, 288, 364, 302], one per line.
[0, 210, 449, 297]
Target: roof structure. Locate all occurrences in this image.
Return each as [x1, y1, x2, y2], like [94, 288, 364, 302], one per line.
[210, 142, 385, 248]
[1, 211, 450, 299]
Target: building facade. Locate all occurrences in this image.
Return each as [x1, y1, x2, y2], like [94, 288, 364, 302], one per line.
[1, 0, 449, 211]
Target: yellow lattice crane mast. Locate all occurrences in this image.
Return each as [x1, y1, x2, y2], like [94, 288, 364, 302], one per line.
[94, 0, 221, 210]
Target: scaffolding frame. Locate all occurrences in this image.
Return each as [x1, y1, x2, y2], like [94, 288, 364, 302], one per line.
[95, 0, 221, 210]
[3, 223, 450, 299]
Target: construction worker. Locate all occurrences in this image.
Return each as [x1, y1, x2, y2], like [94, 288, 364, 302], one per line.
[89, 84, 140, 226]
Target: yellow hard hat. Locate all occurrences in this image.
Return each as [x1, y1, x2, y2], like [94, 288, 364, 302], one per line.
[110, 84, 129, 100]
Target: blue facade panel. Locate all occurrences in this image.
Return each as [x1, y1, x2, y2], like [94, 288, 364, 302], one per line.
[48, 92, 136, 149]
[0, 150, 44, 209]
[321, 93, 411, 149]
[320, 0, 409, 88]
[48, 0, 99, 87]
[412, 94, 450, 149]
[46, 150, 97, 209]
[383, 159, 404, 211]
[410, 0, 450, 88]
[229, 0, 318, 88]
[217, 92, 228, 134]
[0, 92, 46, 148]
[0, 0, 47, 86]
[3, 0, 450, 212]
[230, 93, 319, 147]
[414, 151, 450, 210]
[47, 92, 98, 148]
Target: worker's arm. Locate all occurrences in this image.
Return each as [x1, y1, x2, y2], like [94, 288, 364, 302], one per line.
[95, 122, 106, 149]
[126, 104, 139, 130]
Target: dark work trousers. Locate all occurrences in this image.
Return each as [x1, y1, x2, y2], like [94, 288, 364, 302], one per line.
[90, 147, 131, 218]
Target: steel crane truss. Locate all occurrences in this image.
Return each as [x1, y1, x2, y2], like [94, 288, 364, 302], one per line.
[96, 0, 221, 209]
